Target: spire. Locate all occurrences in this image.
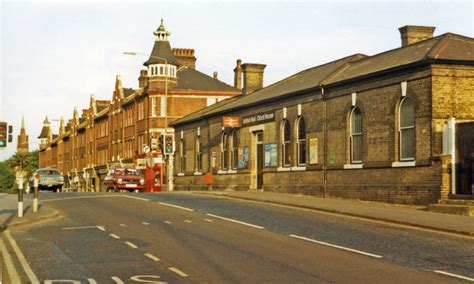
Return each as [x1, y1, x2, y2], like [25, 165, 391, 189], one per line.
[21, 113, 25, 130]
[43, 116, 50, 125]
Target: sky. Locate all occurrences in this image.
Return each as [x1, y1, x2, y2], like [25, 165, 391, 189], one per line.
[0, 0, 473, 161]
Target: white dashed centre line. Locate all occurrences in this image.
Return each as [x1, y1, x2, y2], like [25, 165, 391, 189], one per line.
[206, 213, 265, 229]
[184, 220, 192, 223]
[169, 267, 189, 278]
[111, 276, 124, 283]
[125, 241, 138, 249]
[96, 226, 106, 231]
[289, 234, 383, 259]
[433, 270, 474, 282]
[145, 253, 160, 262]
[205, 218, 214, 223]
[158, 202, 194, 212]
[164, 221, 172, 224]
[109, 234, 120, 239]
[120, 224, 127, 227]
[142, 222, 150, 225]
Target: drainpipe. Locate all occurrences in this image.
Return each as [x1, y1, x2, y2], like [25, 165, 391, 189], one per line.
[322, 86, 327, 198]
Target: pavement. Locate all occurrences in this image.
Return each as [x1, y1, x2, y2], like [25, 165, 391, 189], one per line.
[0, 193, 60, 232]
[195, 190, 474, 236]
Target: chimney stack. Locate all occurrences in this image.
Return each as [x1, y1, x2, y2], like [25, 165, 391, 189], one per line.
[399, 25, 435, 47]
[172, 48, 196, 69]
[234, 59, 242, 90]
[242, 63, 266, 95]
[138, 69, 148, 88]
[213, 71, 218, 79]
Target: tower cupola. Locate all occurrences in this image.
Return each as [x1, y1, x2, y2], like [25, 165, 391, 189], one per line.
[154, 19, 170, 42]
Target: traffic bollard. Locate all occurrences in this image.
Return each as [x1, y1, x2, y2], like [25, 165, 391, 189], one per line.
[33, 175, 39, 213]
[18, 178, 24, 217]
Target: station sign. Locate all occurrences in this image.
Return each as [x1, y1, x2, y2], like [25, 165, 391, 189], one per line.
[241, 111, 275, 127]
[222, 116, 241, 128]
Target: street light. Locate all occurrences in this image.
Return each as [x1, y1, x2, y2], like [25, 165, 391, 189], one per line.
[123, 51, 173, 191]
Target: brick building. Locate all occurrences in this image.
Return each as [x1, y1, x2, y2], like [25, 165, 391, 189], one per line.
[171, 25, 474, 205]
[38, 20, 240, 190]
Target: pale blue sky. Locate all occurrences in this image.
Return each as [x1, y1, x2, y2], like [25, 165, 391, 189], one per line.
[1, 1, 473, 160]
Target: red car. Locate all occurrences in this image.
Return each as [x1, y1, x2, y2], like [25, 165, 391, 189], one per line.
[103, 167, 145, 192]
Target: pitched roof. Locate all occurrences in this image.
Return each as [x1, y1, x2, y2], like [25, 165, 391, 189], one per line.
[38, 126, 50, 139]
[143, 41, 180, 66]
[323, 33, 474, 85]
[171, 54, 365, 126]
[123, 88, 135, 98]
[176, 68, 240, 92]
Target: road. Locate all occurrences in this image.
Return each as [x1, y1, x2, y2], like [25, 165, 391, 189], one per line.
[2, 192, 473, 283]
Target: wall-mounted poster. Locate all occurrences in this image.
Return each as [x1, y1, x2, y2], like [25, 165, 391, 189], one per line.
[309, 138, 318, 164]
[238, 146, 249, 169]
[264, 143, 278, 167]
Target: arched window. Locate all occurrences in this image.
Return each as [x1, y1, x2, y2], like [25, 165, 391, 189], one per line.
[222, 133, 229, 170]
[350, 107, 362, 163]
[399, 98, 415, 160]
[231, 129, 239, 169]
[282, 119, 291, 166]
[297, 117, 306, 165]
[195, 136, 202, 172]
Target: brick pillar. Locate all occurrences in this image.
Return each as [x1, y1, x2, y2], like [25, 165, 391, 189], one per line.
[440, 155, 452, 200]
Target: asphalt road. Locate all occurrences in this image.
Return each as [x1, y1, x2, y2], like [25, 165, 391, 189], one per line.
[3, 192, 473, 283]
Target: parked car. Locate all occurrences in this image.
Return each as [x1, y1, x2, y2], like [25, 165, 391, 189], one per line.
[29, 168, 64, 193]
[103, 167, 145, 192]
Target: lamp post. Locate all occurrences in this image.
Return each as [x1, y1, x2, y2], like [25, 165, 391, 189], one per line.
[124, 51, 174, 191]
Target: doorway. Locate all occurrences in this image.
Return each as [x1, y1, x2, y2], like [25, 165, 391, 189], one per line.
[255, 132, 264, 189]
[456, 122, 474, 195]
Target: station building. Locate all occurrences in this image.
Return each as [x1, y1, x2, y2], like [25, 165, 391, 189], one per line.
[171, 26, 474, 204]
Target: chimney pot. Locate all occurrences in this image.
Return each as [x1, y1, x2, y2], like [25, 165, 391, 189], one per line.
[234, 59, 243, 90]
[399, 25, 435, 47]
[213, 71, 218, 79]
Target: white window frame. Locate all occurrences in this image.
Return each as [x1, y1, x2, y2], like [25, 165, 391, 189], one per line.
[399, 97, 415, 161]
[350, 107, 362, 164]
[296, 116, 306, 166]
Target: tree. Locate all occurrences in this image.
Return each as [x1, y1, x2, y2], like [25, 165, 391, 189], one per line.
[0, 150, 39, 193]
[0, 162, 15, 193]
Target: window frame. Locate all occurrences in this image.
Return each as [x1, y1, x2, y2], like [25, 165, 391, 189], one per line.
[350, 107, 363, 164]
[195, 136, 202, 173]
[231, 129, 239, 170]
[296, 116, 307, 166]
[221, 132, 229, 170]
[281, 119, 292, 167]
[398, 97, 415, 161]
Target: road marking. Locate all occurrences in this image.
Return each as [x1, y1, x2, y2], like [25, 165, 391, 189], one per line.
[142, 222, 150, 225]
[164, 221, 172, 224]
[433, 270, 474, 282]
[0, 238, 21, 283]
[184, 220, 192, 223]
[169, 267, 188, 277]
[110, 234, 121, 239]
[120, 223, 127, 227]
[4, 230, 40, 283]
[144, 253, 160, 262]
[96, 226, 106, 231]
[289, 234, 383, 259]
[125, 241, 138, 249]
[205, 218, 214, 222]
[62, 226, 100, 230]
[111, 276, 124, 283]
[158, 202, 194, 212]
[206, 213, 265, 230]
[120, 195, 150, 202]
[43, 195, 111, 202]
[88, 279, 98, 284]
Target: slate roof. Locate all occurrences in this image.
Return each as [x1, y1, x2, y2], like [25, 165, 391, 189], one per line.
[171, 54, 365, 126]
[143, 41, 180, 66]
[323, 33, 474, 85]
[38, 126, 50, 139]
[123, 88, 135, 98]
[172, 32, 474, 127]
[176, 68, 240, 92]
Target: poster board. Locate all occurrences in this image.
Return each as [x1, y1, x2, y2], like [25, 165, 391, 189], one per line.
[309, 138, 318, 164]
[264, 144, 278, 167]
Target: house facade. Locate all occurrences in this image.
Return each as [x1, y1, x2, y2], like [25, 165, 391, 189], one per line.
[171, 26, 474, 204]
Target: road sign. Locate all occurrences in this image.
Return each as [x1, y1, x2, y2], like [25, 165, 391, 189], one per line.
[0, 122, 7, 148]
[163, 134, 174, 155]
[143, 145, 150, 154]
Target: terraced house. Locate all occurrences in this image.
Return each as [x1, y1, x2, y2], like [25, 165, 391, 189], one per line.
[171, 25, 474, 205]
[38, 20, 240, 190]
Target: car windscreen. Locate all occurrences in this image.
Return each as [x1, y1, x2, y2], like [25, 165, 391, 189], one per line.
[114, 169, 139, 176]
[38, 170, 60, 176]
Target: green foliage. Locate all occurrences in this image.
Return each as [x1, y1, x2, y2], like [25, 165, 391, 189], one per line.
[0, 150, 39, 193]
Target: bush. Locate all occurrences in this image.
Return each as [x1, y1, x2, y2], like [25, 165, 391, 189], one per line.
[0, 162, 16, 193]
